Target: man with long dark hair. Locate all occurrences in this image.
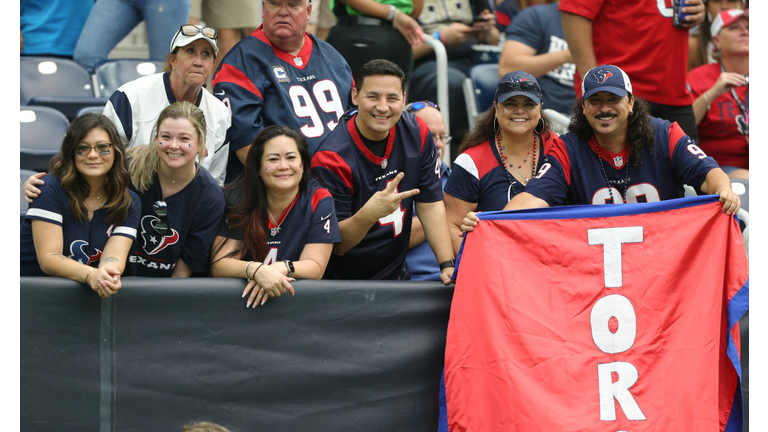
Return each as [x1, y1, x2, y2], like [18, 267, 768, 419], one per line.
[496, 64, 741, 214]
[311, 59, 456, 283]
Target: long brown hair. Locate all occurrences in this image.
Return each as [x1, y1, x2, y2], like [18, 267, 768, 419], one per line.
[128, 101, 207, 192]
[213, 125, 311, 262]
[49, 113, 134, 224]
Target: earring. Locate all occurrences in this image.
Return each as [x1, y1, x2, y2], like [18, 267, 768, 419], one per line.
[534, 118, 545, 134]
[493, 117, 500, 134]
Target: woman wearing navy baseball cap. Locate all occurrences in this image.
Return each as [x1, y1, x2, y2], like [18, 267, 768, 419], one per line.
[443, 70, 561, 254]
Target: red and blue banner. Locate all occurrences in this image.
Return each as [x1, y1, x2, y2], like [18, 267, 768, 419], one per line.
[440, 196, 749, 432]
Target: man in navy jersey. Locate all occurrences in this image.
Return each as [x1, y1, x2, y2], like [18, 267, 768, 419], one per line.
[311, 60, 455, 283]
[501, 64, 741, 214]
[212, 0, 355, 182]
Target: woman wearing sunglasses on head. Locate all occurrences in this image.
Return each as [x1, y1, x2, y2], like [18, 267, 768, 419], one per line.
[20, 114, 141, 298]
[104, 24, 231, 186]
[210, 125, 340, 309]
[442, 71, 561, 254]
[24, 102, 226, 278]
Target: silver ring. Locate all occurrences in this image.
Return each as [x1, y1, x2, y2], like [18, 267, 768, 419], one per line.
[260, 287, 264, 291]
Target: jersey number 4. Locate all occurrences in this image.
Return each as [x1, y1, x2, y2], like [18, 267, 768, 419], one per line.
[290, 80, 345, 139]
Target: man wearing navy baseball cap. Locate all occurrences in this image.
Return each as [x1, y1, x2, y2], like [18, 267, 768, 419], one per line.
[458, 64, 741, 227]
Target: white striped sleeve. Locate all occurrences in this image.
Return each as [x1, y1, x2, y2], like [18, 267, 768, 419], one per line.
[453, 153, 480, 180]
[25, 208, 64, 224]
[111, 226, 138, 239]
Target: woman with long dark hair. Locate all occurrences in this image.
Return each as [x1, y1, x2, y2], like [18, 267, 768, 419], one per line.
[443, 70, 560, 253]
[211, 125, 340, 308]
[20, 113, 141, 298]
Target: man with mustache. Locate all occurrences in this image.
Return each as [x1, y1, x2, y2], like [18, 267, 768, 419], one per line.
[490, 64, 741, 215]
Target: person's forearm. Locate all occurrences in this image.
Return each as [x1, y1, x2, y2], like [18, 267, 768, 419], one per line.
[502, 191, 550, 210]
[500, 44, 572, 78]
[560, 12, 596, 79]
[692, 91, 712, 125]
[409, 216, 426, 249]
[416, 201, 454, 264]
[699, 167, 732, 196]
[334, 212, 377, 255]
[39, 252, 97, 283]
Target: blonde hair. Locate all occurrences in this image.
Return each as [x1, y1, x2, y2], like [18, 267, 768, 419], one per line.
[182, 421, 232, 432]
[129, 101, 207, 192]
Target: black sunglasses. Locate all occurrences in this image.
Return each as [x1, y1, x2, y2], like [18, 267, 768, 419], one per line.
[153, 201, 169, 235]
[497, 80, 541, 94]
[405, 100, 440, 113]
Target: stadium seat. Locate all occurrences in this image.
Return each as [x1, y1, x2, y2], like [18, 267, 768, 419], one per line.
[20, 106, 69, 172]
[20, 169, 38, 222]
[94, 59, 164, 97]
[21, 56, 108, 121]
[731, 178, 749, 212]
[76, 105, 106, 117]
[461, 64, 499, 129]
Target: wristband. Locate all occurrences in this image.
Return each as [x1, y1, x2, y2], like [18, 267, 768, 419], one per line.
[439, 259, 456, 271]
[432, 30, 442, 42]
[385, 4, 397, 22]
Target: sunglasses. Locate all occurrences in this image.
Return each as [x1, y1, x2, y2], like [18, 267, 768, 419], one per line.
[153, 201, 169, 235]
[178, 24, 218, 40]
[404, 100, 440, 113]
[76, 143, 113, 158]
[497, 80, 541, 94]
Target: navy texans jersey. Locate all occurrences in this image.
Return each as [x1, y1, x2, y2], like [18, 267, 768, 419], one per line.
[445, 134, 556, 211]
[310, 112, 444, 280]
[212, 27, 354, 182]
[20, 176, 141, 276]
[218, 179, 340, 263]
[525, 117, 720, 206]
[127, 167, 225, 277]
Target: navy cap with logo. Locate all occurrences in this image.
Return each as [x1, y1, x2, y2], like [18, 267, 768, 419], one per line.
[581, 65, 633, 100]
[495, 70, 543, 105]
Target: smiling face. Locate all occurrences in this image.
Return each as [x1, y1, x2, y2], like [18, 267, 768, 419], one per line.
[262, 0, 311, 47]
[169, 39, 215, 88]
[156, 117, 200, 170]
[352, 74, 406, 141]
[583, 92, 635, 141]
[74, 127, 115, 181]
[494, 95, 542, 137]
[259, 135, 304, 194]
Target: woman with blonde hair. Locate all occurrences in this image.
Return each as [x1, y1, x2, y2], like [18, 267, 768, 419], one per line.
[25, 102, 225, 277]
[21, 113, 141, 298]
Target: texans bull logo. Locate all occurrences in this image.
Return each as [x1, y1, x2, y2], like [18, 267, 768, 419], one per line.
[140, 215, 180, 255]
[594, 69, 613, 84]
[68, 240, 102, 265]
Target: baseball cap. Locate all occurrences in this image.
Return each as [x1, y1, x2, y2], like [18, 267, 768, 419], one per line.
[710, 8, 748, 36]
[581, 65, 633, 100]
[495, 71, 542, 105]
[170, 24, 219, 56]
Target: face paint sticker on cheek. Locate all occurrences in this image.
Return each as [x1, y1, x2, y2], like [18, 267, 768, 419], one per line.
[188, 144, 192, 148]
[501, 108, 507, 115]
[159, 141, 167, 147]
